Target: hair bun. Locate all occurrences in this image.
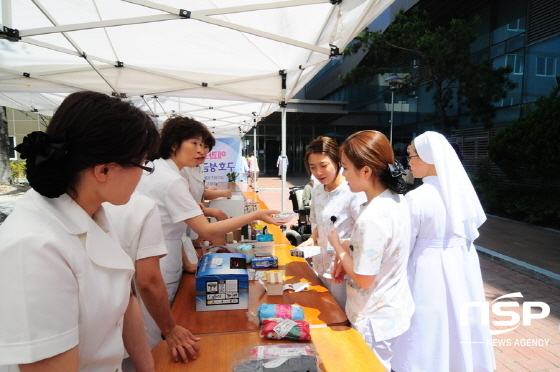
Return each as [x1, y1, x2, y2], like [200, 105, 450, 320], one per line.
[383, 161, 407, 194]
[16, 131, 70, 198]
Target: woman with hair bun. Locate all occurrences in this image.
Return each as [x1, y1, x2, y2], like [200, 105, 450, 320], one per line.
[0, 91, 159, 372]
[328, 130, 413, 372]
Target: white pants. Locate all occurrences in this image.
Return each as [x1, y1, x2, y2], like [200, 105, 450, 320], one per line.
[361, 322, 399, 372]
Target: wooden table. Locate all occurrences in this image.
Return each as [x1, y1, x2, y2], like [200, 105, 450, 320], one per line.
[153, 326, 386, 372]
[154, 187, 383, 371]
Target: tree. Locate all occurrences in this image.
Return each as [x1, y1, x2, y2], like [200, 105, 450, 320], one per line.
[341, 8, 517, 133]
[0, 106, 13, 185]
[489, 86, 560, 184]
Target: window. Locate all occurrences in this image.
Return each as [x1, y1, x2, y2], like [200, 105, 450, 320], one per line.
[506, 54, 524, 74]
[8, 135, 17, 160]
[507, 18, 526, 32]
[536, 57, 556, 77]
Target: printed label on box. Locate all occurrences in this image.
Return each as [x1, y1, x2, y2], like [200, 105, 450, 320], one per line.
[205, 279, 240, 305]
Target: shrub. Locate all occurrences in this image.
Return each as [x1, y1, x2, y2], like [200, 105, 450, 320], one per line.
[10, 161, 26, 180]
[489, 86, 560, 184]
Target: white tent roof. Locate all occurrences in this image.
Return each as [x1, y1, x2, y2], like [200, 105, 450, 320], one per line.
[0, 0, 393, 137]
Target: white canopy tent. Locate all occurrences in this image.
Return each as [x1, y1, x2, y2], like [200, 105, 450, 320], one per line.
[0, 0, 394, 208]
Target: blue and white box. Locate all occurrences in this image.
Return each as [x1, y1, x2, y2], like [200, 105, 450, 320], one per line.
[195, 253, 249, 311]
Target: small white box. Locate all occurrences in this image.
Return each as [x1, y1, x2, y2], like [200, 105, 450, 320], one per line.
[253, 241, 275, 256]
[209, 194, 245, 218]
[290, 245, 321, 258]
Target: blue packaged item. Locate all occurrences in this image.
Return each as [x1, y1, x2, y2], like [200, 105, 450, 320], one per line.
[257, 233, 274, 242]
[252, 256, 278, 269]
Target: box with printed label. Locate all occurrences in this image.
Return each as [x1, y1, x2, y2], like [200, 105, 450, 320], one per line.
[254, 234, 275, 256]
[195, 253, 249, 311]
[251, 256, 278, 269]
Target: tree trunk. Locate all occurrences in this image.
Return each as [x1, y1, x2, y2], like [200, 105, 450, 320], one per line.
[0, 107, 13, 185]
[433, 82, 449, 134]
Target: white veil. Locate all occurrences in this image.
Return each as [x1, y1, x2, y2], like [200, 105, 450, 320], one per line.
[414, 131, 486, 241]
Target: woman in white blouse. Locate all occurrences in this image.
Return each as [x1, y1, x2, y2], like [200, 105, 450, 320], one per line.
[0, 91, 159, 372]
[392, 131, 495, 372]
[296, 136, 366, 308]
[328, 130, 413, 372]
[136, 116, 279, 303]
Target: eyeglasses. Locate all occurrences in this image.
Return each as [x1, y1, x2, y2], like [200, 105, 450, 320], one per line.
[406, 155, 419, 162]
[130, 160, 155, 175]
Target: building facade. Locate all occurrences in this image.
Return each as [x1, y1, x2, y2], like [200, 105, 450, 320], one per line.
[247, 0, 559, 176]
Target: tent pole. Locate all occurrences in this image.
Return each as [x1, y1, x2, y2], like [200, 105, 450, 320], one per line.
[281, 105, 287, 212]
[3, 0, 12, 27]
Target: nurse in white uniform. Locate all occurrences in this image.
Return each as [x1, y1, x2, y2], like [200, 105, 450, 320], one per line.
[180, 135, 229, 271]
[136, 116, 280, 304]
[296, 136, 366, 308]
[0, 91, 159, 372]
[328, 130, 413, 372]
[392, 131, 495, 372]
[105, 192, 201, 364]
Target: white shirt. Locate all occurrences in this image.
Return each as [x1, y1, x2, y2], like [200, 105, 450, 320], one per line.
[346, 189, 414, 341]
[309, 181, 366, 278]
[0, 190, 134, 371]
[181, 166, 205, 204]
[248, 155, 259, 172]
[135, 158, 202, 299]
[104, 192, 168, 348]
[180, 166, 205, 240]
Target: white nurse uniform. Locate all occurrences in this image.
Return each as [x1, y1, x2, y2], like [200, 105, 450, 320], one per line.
[0, 190, 134, 371]
[135, 158, 203, 302]
[104, 192, 168, 348]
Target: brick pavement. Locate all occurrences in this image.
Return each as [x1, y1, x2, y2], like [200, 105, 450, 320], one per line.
[257, 175, 560, 372]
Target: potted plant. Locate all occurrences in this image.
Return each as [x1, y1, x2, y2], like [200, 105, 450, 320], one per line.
[226, 172, 239, 183]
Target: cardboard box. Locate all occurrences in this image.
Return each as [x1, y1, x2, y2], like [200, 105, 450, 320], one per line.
[264, 270, 285, 295]
[195, 253, 249, 311]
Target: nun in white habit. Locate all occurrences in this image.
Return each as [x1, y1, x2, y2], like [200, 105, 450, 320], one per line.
[392, 131, 495, 372]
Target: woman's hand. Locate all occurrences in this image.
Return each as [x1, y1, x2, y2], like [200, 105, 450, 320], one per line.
[332, 258, 347, 283]
[297, 237, 315, 248]
[255, 210, 282, 225]
[327, 228, 341, 249]
[164, 325, 201, 363]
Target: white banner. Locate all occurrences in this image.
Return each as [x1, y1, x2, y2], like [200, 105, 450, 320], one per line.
[203, 137, 244, 187]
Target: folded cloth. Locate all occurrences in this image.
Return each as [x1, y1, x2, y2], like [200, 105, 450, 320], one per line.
[257, 303, 304, 323]
[260, 319, 311, 341]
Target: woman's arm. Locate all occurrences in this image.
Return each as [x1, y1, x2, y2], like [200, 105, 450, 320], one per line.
[328, 229, 377, 290]
[19, 346, 79, 372]
[203, 189, 232, 200]
[184, 209, 280, 241]
[136, 256, 201, 361]
[297, 226, 318, 247]
[123, 294, 155, 372]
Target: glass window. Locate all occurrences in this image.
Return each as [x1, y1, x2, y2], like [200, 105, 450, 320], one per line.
[9, 136, 17, 160]
[506, 54, 524, 74]
[536, 57, 556, 76]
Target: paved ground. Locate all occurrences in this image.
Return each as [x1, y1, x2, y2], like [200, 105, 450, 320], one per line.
[2, 177, 559, 371]
[255, 175, 560, 372]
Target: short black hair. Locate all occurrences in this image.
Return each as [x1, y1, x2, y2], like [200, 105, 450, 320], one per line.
[158, 115, 212, 159]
